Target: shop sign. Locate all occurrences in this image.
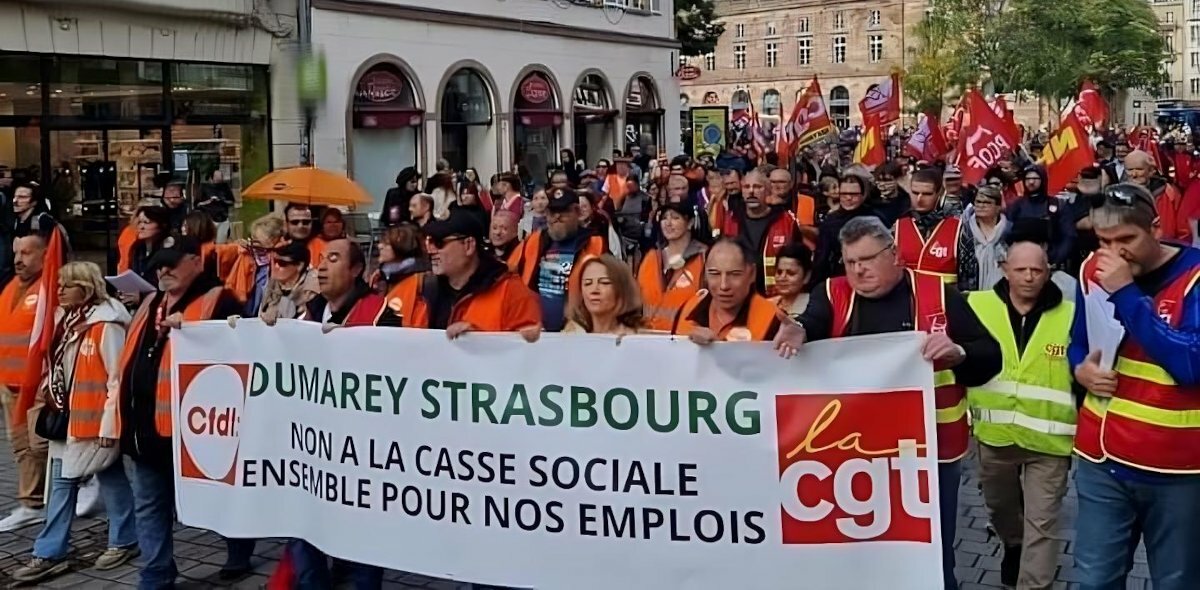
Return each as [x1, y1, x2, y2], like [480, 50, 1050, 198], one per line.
[357, 70, 404, 104]
[521, 76, 552, 105]
[675, 65, 701, 81]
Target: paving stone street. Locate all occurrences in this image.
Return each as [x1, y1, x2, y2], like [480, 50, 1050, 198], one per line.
[0, 425, 1149, 589]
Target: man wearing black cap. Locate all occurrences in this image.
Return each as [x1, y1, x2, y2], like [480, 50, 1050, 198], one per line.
[507, 190, 605, 332]
[381, 209, 541, 337]
[116, 235, 240, 589]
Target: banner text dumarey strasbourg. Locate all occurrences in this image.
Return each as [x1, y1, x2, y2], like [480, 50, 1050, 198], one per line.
[171, 321, 943, 590]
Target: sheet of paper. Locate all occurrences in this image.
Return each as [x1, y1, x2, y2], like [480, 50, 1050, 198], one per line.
[1084, 280, 1124, 370]
[105, 270, 157, 295]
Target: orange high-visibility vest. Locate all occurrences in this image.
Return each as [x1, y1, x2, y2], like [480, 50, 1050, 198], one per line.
[0, 277, 40, 389]
[117, 225, 137, 274]
[637, 247, 705, 332]
[671, 290, 778, 341]
[67, 321, 123, 439]
[509, 229, 606, 294]
[827, 269, 969, 462]
[118, 287, 224, 437]
[895, 215, 961, 284]
[1074, 255, 1200, 473]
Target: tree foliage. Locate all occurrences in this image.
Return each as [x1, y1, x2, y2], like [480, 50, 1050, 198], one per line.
[906, 0, 1166, 109]
[676, 0, 725, 57]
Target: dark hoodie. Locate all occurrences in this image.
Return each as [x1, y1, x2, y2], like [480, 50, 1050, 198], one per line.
[984, 277, 1065, 356]
[381, 167, 419, 227]
[1005, 165, 1075, 267]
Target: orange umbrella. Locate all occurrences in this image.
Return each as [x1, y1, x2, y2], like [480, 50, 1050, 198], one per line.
[242, 166, 372, 207]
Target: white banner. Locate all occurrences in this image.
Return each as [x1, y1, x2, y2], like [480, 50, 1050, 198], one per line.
[171, 321, 941, 590]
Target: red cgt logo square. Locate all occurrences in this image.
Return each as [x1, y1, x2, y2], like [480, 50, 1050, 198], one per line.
[776, 390, 933, 544]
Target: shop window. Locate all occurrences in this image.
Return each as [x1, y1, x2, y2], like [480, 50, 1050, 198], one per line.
[573, 73, 617, 165]
[0, 55, 45, 117]
[440, 68, 495, 175]
[172, 63, 268, 120]
[513, 71, 562, 181]
[49, 58, 164, 121]
[625, 75, 661, 153]
[829, 86, 850, 129]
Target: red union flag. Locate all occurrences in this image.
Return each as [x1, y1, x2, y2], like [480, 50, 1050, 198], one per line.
[859, 73, 901, 125]
[786, 76, 836, 149]
[853, 113, 887, 167]
[1041, 110, 1095, 195]
[990, 95, 1020, 140]
[955, 89, 1019, 186]
[776, 390, 933, 544]
[904, 112, 949, 162]
[1077, 80, 1108, 127]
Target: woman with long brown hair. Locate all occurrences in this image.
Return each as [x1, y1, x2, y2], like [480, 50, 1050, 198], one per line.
[564, 254, 643, 335]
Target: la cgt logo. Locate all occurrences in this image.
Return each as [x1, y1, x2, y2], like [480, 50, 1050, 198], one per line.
[178, 363, 250, 486]
[776, 390, 933, 544]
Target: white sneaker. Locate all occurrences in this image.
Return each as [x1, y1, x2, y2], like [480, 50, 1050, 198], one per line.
[0, 506, 45, 532]
[75, 476, 104, 518]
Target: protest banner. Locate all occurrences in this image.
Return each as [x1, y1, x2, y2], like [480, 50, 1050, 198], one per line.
[171, 322, 942, 590]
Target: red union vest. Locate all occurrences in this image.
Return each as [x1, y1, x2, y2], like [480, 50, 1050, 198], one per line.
[895, 216, 961, 284]
[720, 210, 799, 296]
[1074, 254, 1200, 473]
[827, 269, 969, 462]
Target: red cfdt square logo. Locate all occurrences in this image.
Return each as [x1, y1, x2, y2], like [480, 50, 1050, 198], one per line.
[178, 363, 250, 485]
[776, 390, 933, 544]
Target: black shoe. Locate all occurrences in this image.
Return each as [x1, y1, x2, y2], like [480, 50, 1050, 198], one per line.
[1000, 544, 1022, 587]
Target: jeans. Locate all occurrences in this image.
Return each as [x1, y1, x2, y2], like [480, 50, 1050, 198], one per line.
[130, 460, 176, 590]
[289, 539, 383, 590]
[33, 456, 137, 560]
[938, 460, 962, 590]
[1075, 460, 1200, 590]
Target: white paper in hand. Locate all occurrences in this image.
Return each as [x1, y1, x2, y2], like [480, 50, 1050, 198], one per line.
[105, 270, 157, 295]
[1083, 280, 1125, 370]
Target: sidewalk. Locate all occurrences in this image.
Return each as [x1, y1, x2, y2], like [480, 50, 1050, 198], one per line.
[0, 428, 1148, 589]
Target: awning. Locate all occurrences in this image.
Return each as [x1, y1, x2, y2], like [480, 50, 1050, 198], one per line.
[515, 109, 563, 127]
[353, 108, 425, 129]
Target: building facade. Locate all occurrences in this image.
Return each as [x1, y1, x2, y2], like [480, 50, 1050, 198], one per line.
[0, 0, 301, 269]
[310, 0, 681, 211]
[679, 0, 929, 132]
[1124, 0, 1200, 127]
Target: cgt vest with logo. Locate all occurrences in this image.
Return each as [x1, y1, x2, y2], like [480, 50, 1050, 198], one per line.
[118, 288, 224, 437]
[721, 210, 799, 296]
[638, 248, 705, 332]
[0, 276, 40, 389]
[827, 269, 969, 462]
[1074, 255, 1200, 473]
[967, 291, 1077, 457]
[895, 216, 961, 284]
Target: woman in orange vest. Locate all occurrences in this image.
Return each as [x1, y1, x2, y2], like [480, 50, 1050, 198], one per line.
[118, 205, 171, 309]
[11, 262, 138, 584]
[370, 223, 427, 294]
[181, 210, 218, 276]
[638, 202, 706, 331]
[213, 213, 286, 307]
[564, 254, 643, 335]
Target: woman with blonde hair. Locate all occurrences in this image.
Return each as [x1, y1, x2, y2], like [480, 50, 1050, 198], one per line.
[12, 262, 138, 584]
[564, 254, 643, 335]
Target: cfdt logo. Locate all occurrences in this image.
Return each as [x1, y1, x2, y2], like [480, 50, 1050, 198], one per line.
[178, 363, 249, 486]
[776, 390, 933, 544]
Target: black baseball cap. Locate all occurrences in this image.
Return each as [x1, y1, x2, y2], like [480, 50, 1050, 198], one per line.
[423, 209, 487, 243]
[148, 235, 203, 270]
[547, 190, 579, 213]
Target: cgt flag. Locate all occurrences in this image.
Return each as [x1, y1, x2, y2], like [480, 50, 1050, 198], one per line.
[853, 113, 886, 167]
[859, 73, 901, 126]
[904, 112, 949, 163]
[954, 89, 1019, 186]
[788, 76, 836, 149]
[1040, 110, 1095, 195]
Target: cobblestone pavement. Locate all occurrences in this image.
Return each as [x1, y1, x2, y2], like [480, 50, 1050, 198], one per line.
[0, 426, 1149, 589]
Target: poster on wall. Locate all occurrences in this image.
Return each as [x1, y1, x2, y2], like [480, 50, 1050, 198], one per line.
[690, 107, 728, 158]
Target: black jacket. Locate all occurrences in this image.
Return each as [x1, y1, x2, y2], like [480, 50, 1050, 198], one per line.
[380, 167, 420, 227]
[799, 273, 1003, 387]
[809, 206, 884, 287]
[1005, 165, 1075, 267]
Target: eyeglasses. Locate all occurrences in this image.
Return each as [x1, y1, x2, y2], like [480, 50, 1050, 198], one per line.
[289, 219, 312, 226]
[425, 235, 469, 250]
[1091, 184, 1155, 210]
[843, 244, 895, 269]
[272, 258, 301, 267]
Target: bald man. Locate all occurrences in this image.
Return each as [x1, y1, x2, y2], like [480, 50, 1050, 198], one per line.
[966, 240, 1076, 589]
[1129, 148, 1200, 244]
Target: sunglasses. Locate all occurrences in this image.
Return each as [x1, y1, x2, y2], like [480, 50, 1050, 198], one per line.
[289, 219, 312, 226]
[272, 257, 301, 267]
[1090, 184, 1155, 210]
[425, 234, 469, 249]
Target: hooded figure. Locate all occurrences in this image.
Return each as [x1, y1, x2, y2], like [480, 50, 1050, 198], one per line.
[1004, 165, 1075, 267]
[380, 167, 420, 228]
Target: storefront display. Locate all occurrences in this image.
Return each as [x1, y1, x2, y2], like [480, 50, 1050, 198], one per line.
[572, 73, 617, 166]
[440, 68, 495, 175]
[513, 72, 561, 180]
[350, 62, 423, 208]
[624, 75, 662, 155]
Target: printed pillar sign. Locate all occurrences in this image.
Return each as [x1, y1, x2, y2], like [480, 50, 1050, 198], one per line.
[172, 324, 941, 590]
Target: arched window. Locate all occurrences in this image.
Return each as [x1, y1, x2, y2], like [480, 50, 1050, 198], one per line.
[703, 91, 720, 105]
[573, 72, 617, 165]
[624, 75, 662, 153]
[349, 60, 424, 217]
[762, 89, 781, 117]
[829, 86, 850, 130]
[512, 70, 562, 179]
[440, 67, 495, 175]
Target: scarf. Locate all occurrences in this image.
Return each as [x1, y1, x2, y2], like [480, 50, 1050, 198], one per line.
[967, 211, 1009, 291]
